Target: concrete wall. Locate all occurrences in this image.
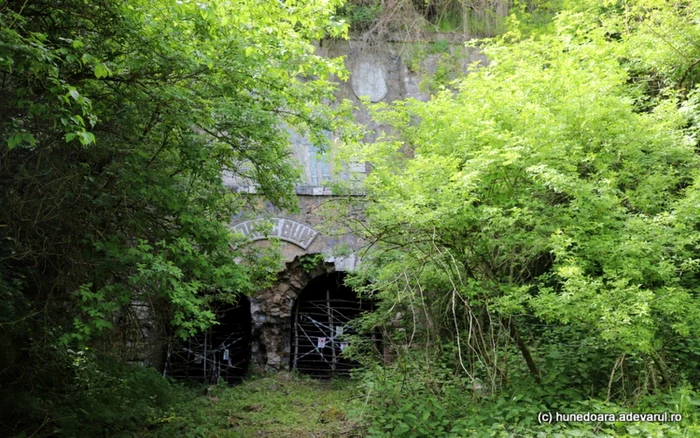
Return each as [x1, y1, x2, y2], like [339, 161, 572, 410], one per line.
[229, 38, 484, 373]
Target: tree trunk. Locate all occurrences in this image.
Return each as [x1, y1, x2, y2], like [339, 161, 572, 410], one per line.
[505, 318, 541, 384]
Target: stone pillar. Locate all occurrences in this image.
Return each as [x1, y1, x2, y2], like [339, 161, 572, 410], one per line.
[250, 257, 334, 372]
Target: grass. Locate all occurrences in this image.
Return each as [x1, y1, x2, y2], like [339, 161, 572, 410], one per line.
[139, 370, 700, 438]
[146, 373, 360, 438]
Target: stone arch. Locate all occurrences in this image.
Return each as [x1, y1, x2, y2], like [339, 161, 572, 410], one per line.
[232, 218, 319, 250]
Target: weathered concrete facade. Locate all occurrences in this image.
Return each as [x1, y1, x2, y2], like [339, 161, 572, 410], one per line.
[231, 195, 363, 269]
[227, 38, 482, 373]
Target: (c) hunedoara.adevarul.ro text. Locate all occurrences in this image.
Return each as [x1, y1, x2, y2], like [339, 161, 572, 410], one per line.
[537, 411, 683, 424]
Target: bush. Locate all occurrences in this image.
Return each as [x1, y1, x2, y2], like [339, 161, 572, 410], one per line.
[0, 348, 195, 437]
[352, 353, 700, 437]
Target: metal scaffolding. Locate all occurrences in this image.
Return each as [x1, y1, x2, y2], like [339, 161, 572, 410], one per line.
[164, 301, 251, 383]
[291, 273, 374, 378]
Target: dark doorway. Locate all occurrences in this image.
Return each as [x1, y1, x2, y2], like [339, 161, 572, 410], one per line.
[290, 272, 373, 378]
[164, 296, 251, 383]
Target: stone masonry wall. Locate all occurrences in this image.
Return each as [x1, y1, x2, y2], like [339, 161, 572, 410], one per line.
[250, 257, 337, 371]
[231, 37, 483, 374]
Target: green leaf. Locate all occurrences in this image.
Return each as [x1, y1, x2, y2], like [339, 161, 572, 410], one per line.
[68, 88, 80, 101]
[7, 132, 36, 149]
[94, 63, 109, 78]
[77, 131, 95, 145]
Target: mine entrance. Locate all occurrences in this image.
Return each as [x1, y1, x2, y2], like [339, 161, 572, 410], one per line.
[164, 296, 251, 383]
[291, 272, 373, 378]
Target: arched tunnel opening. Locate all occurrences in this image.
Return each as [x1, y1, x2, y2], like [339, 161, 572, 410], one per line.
[164, 296, 251, 383]
[290, 272, 375, 378]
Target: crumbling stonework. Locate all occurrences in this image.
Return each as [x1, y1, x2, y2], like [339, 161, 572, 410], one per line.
[250, 257, 336, 372]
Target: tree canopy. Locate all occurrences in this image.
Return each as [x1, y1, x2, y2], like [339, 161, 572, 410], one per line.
[0, 0, 349, 338]
[0, 0, 349, 434]
[343, 0, 700, 434]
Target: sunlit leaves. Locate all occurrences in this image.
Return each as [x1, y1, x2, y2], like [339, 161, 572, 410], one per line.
[346, 0, 700, 363]
[0, 0, 350, 345]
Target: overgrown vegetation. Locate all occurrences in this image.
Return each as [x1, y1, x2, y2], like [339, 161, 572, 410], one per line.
[337, 0, 700, 435]
[1, 365, 356, 438]
[0, 0, 350, 435]
[126, 373, 356, 438]
[5, 0, 700, 436]
[337, 0, 563, 40]
[152, 373, 357, 438]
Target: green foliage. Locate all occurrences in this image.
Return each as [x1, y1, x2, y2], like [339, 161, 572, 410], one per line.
[427, 39, 451, 54]
[144, 373, 356, 437]
[399, 40, 471, 95]
[300, 253, 326, 273]
[1, 352, 358, 438]
[0, 348, 184, 437]
[352, 355, 700, 437]
[0, 0, 349, 339]
[337, 0, 383, 31]
[339, 0, 700, 432]
[435, 13, 461, 33]
[337, 0, 560, 37]
[0, 0, 351, 435]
